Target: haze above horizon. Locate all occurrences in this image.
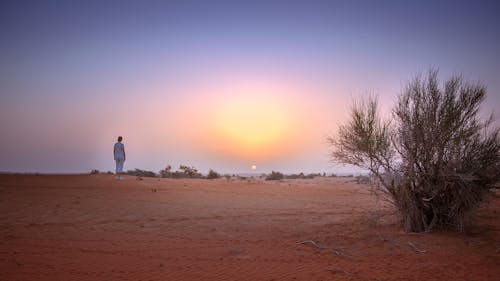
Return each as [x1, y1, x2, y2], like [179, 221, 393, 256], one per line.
[1, 0, 499, 174]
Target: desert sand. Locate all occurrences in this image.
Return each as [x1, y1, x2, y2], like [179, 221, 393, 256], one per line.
[0, 174, 498, 281]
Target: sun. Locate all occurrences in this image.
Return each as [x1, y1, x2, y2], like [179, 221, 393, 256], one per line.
[251, 165, 257, 171]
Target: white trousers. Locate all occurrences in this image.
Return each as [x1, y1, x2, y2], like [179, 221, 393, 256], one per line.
[115, 159, 125, 173]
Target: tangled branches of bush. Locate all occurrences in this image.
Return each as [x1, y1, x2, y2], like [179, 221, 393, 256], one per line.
[328, 69, 499, 232]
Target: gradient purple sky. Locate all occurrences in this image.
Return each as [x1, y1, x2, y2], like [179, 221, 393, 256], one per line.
[1, 0, 499, 174]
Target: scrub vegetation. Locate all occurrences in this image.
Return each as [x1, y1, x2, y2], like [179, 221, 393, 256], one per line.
[328, 69, 499, 232]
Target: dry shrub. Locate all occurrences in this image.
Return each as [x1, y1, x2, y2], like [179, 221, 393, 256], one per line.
[266, 171, 284, 181]
[207, 169, 221, 179]
[328, 69, 499, 232]
[159, 165, 203, 179]
[127, 168, 157, 178]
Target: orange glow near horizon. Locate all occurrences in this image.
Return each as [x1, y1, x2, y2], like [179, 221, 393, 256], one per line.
[211, 93, 292, 157]
[183, 78, 315, 163]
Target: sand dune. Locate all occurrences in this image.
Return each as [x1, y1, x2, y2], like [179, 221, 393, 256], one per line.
[0, 174, 498, 280]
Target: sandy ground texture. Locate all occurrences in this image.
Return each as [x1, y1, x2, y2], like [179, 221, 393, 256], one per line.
[0, 174, 499, 281]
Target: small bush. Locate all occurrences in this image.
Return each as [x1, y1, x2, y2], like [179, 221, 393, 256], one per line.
[306, 173, 321, 179]
[165, 165, 203, 179]
[159, 165, 172, 178]
[159, 165, 203, 179]
[355, 175, 371, 185]
[285, 172, 320, 179]
[207, 169, 220, 179]
[266, 171, 284, 181]
[126, 169, 157, 178]
[285, 172, 305, 179]
[90, 169, 99, 175]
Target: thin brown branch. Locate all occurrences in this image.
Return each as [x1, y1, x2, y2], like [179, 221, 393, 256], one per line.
[407, 241, 428, 253]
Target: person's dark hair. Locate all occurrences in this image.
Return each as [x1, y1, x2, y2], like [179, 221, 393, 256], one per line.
[118, 136, 123, 142]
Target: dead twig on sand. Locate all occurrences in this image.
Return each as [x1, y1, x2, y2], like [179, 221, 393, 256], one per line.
[407, 241, 428, 253]
[300, 240, 343, 256]
[377, 232, 427, 254]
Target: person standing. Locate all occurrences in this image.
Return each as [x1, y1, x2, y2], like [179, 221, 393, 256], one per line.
[114, 136, 126, 179]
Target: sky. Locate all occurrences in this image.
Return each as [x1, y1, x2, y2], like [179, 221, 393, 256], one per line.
[1, 0, 499, 174]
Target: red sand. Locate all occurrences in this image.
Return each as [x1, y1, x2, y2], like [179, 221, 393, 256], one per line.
[0, 174, 498, 280]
